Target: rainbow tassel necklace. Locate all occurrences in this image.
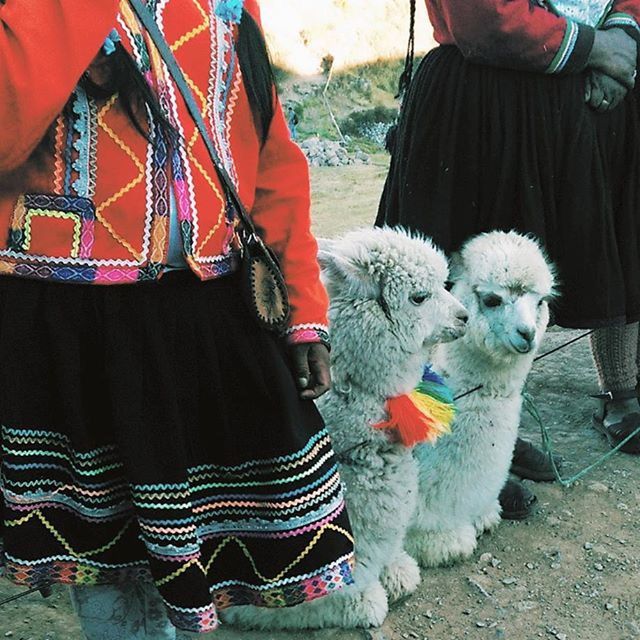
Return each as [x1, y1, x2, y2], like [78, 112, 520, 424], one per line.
[373, 365, 456, 447]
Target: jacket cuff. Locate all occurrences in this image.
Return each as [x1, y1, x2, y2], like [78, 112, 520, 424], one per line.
[284, 324, 331, 349]
[546, 20, 595, 74]
[601, 12, 640, 45]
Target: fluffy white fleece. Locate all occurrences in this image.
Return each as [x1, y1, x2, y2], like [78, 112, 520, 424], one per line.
[222, 226, 467, 629]
[408, 231, 556, 567]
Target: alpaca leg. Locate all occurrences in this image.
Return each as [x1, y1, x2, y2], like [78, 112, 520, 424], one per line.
[380, 549, 421, 602]
[474, 500, 502, 535]
[405, 524, 478, 568]
[221, 568, 388, 630]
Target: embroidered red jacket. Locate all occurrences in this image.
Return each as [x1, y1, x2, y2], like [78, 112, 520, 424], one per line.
[0, 0, 329, 346]
[425, 0, 640, 74]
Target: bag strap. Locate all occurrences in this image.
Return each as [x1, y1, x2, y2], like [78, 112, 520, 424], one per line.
[128, 0, 259, 237]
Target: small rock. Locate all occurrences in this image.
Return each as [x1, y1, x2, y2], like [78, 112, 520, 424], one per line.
[424, 609, 433, 619]
[594, 563, 605, 571]
[502, 577, 517, 585]
[525, 562, 535, 569]
[588, 481, 609, 493]
[362, 630, 389, 640]
[584, 542, 593, 550]
[4, 633, 13, 638]
[605, 602, 615, 611]
[479, 552, 493, 564]
[556, 634, 568, 640]
[477, 621, 487, 628]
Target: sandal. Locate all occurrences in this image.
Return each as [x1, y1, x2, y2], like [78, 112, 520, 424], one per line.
[591, 389, 640, 456]
[510, 437, 563, 482]
[499, 478, 537, 521]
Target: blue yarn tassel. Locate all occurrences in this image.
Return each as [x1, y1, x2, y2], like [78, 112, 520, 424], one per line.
[215, 0, 244, 24]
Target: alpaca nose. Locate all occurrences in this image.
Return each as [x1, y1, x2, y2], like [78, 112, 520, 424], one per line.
[517, 326, 535, 343]
[456, 310, 469, 324]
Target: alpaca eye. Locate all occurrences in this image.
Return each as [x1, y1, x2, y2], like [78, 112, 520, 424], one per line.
[482, 294, 502, 308]
[410, 292, 431, 305]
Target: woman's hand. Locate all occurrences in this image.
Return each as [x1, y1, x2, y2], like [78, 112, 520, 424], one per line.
[585, 69, 628, 112]
[588, 28, 637, 90]
[289, 343, 331, 400]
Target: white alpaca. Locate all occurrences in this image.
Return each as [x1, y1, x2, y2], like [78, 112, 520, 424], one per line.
[407, 231, 556, 567]
[222, 227, 468, 630]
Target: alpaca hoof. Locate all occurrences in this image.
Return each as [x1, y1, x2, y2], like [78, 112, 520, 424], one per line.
[474, 507, 502, 534]
[220, 581, 389, 630]
[406, 526, 477, 568]
[381, 551, 421, 602]
[351, 580, 390, 628]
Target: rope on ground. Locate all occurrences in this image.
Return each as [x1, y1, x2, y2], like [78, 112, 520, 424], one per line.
[0, 584, 51, 607]
[523, 390, 640, 487]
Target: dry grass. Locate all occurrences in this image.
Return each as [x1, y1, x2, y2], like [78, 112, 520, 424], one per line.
[310, 153, 390, 238]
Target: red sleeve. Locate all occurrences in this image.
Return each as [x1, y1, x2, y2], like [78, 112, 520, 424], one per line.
[602, 1, 640, 43]
[430, 0, 595, 74]
[0, 0, 120, 173]
[244, 0, 330, 347]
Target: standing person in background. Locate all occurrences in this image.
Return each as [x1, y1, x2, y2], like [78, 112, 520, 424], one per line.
[377, 0, 640, 519]
[0, 1, 354, 637]
[287, 105, 300, 140]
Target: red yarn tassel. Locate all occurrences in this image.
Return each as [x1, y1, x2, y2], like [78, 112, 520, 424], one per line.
[373, 395, 437, 447]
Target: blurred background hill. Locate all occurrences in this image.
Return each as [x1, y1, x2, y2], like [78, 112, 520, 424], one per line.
[260, 0, 433, 75]
[259, 0, 436, 152]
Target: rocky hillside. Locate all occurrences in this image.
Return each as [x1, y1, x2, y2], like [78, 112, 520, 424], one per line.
[260, 0, 435, 74]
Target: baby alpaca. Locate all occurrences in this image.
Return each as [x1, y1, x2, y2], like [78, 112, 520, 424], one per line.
[408, 231, 556, 567]
[222, 227, 467, 630]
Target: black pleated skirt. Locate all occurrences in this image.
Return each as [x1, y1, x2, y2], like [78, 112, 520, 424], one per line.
[378, 46, 640, 328]
[0, 271, 354, 633]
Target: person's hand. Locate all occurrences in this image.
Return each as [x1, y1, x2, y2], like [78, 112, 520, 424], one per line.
[289, 343, 331, 400]
[584, 69, 628, 112]
[588, 28, 637, 90]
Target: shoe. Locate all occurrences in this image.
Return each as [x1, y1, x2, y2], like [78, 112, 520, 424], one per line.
[592, 389, 640, 456]
[510, 437, 563, 482]
[499, 478, 537, 521]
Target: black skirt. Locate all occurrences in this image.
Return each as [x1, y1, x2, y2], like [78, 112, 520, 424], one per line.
[378, 46, 640, 328]
[0, 271, 354, 633]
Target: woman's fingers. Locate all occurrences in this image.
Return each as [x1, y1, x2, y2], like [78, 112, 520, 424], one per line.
[289, 343, 331, 400]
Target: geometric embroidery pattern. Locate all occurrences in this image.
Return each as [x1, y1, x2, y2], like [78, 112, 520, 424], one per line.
[0, 425, 355, 633]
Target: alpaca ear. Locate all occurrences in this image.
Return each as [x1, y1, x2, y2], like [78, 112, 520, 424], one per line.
[318, 243, 380, 299]
[316, 238, 338, 270]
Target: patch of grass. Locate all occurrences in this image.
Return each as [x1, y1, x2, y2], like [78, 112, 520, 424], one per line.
[281, 57, 408, 148]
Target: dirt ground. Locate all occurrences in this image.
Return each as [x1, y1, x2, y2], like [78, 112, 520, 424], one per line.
[1, 158, 639, 640]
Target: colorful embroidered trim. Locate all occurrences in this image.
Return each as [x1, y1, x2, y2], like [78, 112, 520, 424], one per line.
[373, 365, 456, 447]
[285, 324, 331, 348]
[546, 19, 580, 73]
[1, 425, 354, 633]
[602, 11, 640, 33]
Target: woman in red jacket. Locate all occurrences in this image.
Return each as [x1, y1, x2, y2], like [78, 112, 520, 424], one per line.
[0, 1, 354, 636]
[378, 0, 640, 514]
